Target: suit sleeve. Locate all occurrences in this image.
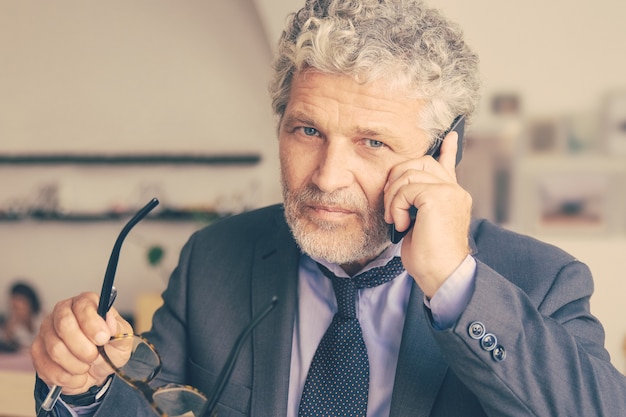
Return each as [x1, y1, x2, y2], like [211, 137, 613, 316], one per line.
[430, 257, 626, 416]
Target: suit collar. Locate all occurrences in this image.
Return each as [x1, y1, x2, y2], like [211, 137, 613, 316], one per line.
[469, 218, 480, 256]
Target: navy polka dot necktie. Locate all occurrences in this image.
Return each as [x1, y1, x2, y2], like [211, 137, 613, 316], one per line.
[298, 256, 405, 417]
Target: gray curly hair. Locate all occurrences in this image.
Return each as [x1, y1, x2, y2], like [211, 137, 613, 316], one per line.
[269, 0, 481, 141]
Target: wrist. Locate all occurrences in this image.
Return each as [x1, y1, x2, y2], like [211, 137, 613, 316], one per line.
[60, 374, 114, 407]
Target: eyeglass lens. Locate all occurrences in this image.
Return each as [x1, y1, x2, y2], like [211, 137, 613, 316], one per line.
[152, 387, 207, 417]
[103, 335, 159, 380]
[103, 335, 207, 417]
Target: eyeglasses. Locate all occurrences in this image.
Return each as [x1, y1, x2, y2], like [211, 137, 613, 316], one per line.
[99, 296, 278, 417]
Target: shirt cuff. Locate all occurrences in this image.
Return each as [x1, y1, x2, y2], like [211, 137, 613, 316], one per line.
[424, 254, 477, 330]
[35, 374, 109, 417]
[63, 400, 102, 417]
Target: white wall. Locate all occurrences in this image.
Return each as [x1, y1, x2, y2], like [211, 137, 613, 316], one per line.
[1, 1, 276, 153]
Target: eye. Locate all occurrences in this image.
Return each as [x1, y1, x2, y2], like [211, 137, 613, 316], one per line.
[301, 127, 319, 136]
[364, 139, 386, 149]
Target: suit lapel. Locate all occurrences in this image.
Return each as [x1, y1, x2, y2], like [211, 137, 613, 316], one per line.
[249, 210, 300, 417]
[389, 220, 480, 417]
[389, 282, 449, 417]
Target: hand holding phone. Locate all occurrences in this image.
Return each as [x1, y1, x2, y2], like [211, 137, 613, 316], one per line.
[388, 115, 465, 243]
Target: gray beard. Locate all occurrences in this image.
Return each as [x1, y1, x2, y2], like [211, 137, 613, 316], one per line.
[281, 179, 390, 265]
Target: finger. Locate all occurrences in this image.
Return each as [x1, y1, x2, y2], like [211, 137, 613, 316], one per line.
[39, 334, 114, 390]
[383, 168, 445, 224]
[100, 335, 135, 370]
[385, 157, 441, 188]
[386, 182, 440, 229]
[105, 308, 133, 337]
[31, 340, 88, 392]
[88, 351, 117, 380]
[32, 326, 91, 390]
[438, 130, 459, 180]
[72, 293, 113, 345]
[51, 294, 108, 365]
[40, 300, 97, 374]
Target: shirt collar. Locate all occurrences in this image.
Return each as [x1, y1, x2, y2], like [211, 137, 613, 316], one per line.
[308, 243, 402, 278]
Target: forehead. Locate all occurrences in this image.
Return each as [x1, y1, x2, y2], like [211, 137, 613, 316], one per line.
[283, 70, 427, 140]
[11, 294, 30, 303]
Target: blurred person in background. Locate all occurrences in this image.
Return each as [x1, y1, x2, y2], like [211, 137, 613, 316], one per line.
[0, 281, 42, 352]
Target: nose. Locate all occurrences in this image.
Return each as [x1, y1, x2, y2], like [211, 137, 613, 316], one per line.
[311, 141, 355, 193]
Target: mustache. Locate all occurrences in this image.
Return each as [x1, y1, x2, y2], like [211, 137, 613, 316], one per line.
[288, 185, 368, 212]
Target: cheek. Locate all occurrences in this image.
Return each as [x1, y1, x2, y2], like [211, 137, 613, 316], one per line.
[363, 180, 386, 212]
[355, 165, 389, 206]
[11, 299, 30, 317]
[279, 139, 316, 188]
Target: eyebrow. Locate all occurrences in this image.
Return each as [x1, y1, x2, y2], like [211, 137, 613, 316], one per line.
[281, 111, 317, 130]
[282, 110, 400, 140]
[354, 126, 398, 139]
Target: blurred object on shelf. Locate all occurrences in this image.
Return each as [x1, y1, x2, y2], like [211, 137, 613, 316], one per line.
[538, 173, 609, 232]
[563, 111, 602, 154]
[511, 156, 626, 236]
[0, 152, 264, 223]
[457, 133, 511, 224]
[491, 92, 521, 116]
[523, 117, 568, 156]
[602, 91, 626, 155]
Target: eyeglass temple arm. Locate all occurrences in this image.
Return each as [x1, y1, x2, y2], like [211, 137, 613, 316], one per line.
[97, 198, 159, 318]
[201, 296, 279, 417]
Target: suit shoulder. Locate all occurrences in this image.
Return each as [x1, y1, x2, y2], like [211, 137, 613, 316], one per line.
[190, 204, 287, 245]
[471, 219, 578, 270]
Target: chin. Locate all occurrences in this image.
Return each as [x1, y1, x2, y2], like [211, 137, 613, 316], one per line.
[281, 179, 389, 264]
[288, 216, 390, 264]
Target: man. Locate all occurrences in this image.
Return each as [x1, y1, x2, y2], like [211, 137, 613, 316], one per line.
[32, 0, 626, 416]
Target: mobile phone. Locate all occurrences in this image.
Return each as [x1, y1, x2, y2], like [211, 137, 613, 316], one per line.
[388, 115, 465, 243]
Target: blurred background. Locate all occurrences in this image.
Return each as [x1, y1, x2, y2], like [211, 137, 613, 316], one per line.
[0, 1, 624, 409]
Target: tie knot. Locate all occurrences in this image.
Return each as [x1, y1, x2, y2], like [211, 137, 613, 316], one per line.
[352, 256, 405, 289]
[316, 257, 405, 318]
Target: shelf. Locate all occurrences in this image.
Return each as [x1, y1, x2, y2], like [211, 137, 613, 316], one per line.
[0, 209, 228, 223]
[0, 153, 261, 166]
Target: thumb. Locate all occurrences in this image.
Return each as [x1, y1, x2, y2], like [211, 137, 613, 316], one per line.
[439, 130, 459, 181]
[105, 308, 131, 337]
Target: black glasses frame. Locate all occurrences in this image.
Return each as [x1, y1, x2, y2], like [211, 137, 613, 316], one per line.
[98, 198, 160, 318]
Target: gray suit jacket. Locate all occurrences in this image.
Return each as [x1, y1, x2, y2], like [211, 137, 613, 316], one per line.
[93, 204, 626, 416]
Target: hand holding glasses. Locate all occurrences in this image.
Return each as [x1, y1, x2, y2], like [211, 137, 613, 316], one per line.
[37, 197, 279, 417]
[37, 198, 160, 417]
